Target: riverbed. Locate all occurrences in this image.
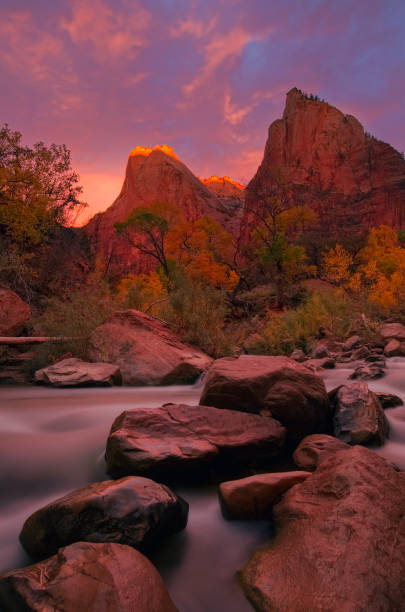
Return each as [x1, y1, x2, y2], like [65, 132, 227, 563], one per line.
[1, 359, 404, 610]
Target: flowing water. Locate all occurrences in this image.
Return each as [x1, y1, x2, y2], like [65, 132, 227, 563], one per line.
[0, 359, 405, 611]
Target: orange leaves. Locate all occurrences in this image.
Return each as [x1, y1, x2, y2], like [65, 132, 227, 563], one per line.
[166, 214, 239, 290]
[322, 225, 405, 313]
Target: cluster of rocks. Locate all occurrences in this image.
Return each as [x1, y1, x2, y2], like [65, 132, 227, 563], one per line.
[290, 322, 405, 381]
[1, 315, 405, 608]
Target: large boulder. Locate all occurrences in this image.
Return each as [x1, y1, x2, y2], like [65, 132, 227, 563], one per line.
[35, 358, 122, 387]
[380, 322, 405, 341]
[332, 382, 389, 445]
[90, 309, 212, 385]
[241, 446, 405, 611]
[0, 542, 177, 612]
[293, 433, 351, 471]
[105, 403, 286, 482]
[199, 355, 330, 440]
[0, 285, 30, 336]
[219, 471, 311, 520]
[19, 476, 188, 560]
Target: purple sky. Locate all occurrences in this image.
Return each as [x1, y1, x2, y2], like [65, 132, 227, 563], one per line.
[1, 0, 404, 222]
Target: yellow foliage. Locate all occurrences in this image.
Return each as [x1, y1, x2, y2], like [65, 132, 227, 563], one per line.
[322, 244, 353, 285]
[116, 271, 167, 312]
[166, 215, 239, 290]
[323, 226, 405, 314]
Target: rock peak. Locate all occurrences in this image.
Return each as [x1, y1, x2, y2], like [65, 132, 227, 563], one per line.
[129, 145, 179, 161]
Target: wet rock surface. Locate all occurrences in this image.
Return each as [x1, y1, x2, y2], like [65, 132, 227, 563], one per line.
[199, 355, 330, 440]
[219, 471, 311, 520]
[0, 542, 177, 612]
[19, 476, 188, 560]
[332, 382, 389, 445]
[241, 446, 405, 612]
[293, 433, 350, 471]
[106, 403, 286, 482]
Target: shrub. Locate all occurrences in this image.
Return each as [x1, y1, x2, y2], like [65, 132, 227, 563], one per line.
[256, 290, 358, 355]
[32, 281, 115, 366]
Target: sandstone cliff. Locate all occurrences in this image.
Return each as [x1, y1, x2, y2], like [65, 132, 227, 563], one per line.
[241, 87, 405, 242]
[84, 146, 243, 275]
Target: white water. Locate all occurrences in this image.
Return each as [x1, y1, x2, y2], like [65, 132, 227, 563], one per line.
[0, 360, 404, 610]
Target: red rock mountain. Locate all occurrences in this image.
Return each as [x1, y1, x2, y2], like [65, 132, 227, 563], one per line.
[241, 87, 405, 242]
[84, 146, 243, 275]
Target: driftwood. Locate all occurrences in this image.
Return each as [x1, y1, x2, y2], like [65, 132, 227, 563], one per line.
[0, 337, 76, 345]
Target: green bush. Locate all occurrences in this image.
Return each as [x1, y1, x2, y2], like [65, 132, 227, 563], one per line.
[255, 290, 359, 355]
[163, 274, 231, 357]
[32, 281, 115, 366]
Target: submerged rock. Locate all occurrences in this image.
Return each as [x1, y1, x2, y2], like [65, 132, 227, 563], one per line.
[293, 433, 350, 471]
[105, 403, 286, 482]
[0, 542, 177, 612]
[19, 476, 188, 560]
[332, 382, 389, 446]
[199, 355, 330, 440]
[375, 392, 403, 409]
[35, 357, 122, 387]
[90, 309, 212, 385]
[240, 447, 405, 612]
[349, 362, 385, 380]
[219, 471, 310, 520]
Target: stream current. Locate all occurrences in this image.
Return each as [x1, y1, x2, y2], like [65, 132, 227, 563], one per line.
[1, 359, 405, 611]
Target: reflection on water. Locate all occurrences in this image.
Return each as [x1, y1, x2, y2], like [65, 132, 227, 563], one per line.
[0, 359, 404, 610]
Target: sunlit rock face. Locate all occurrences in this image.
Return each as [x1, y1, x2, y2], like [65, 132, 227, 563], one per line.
[241, 87, 405, 242]
[84, 147, 243, 275]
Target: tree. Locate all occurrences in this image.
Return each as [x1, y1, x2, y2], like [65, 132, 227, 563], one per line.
[0, 124, 84, 247]
[251, 195, 317, 307]
[0, 124, 85, 299]
[115, 201, 239, 290]
[115, 201, 179, 277]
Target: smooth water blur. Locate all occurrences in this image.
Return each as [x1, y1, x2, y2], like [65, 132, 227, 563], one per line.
[0, 383, 267, 612]
[0, 359, 404, 610]
[322, 357, 405, 470]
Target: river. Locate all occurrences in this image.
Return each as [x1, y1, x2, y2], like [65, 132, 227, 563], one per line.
[1, 359, 404, 611]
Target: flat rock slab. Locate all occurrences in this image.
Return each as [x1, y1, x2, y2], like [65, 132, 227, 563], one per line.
[0, 542, 177, 612]
[90, 309, 212, 385]
[241, 446, 405, 612]
[219, 471, 311, 520]
[19, 476, 188, 560]
[199, 355, 330, 440]
[332, 382, 389, 445]
[293, 434, 350, 471]
[106, 403, 286, 482]
[35, 358, 122, 387]
[0, 286, 30, 336]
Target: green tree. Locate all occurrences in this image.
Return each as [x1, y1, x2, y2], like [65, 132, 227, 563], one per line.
[0, 125, 85, 299]
[252, 196, 317, 308]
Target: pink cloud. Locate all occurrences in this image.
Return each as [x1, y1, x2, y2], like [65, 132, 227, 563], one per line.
[61, 0, 150, 61]
[0, 10, 63, 81]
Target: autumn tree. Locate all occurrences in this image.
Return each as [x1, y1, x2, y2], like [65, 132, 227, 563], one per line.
[115, 201, 179, 278]
[115, 201, 239, 290]
[251, 196, 318, 307]
[322, 225, 405, 313]
[0, 124, 85, 298]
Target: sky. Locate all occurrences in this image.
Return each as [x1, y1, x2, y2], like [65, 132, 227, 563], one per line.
[1, 0, 404, 223]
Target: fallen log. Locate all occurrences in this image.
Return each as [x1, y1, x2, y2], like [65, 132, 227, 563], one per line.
[0, 337, 77, 345]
